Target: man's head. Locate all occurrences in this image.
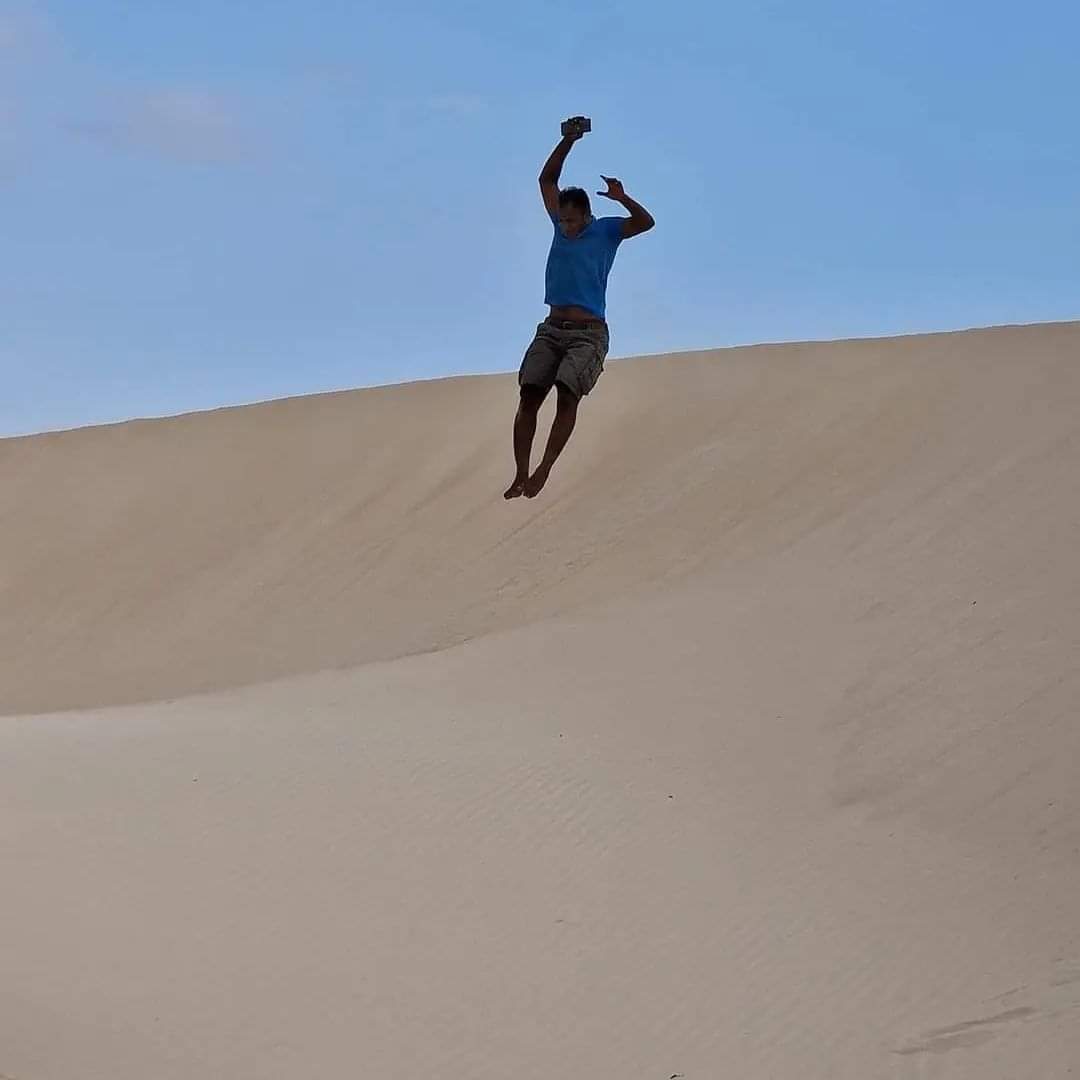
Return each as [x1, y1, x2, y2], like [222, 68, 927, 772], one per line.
[558, 187, 593, 237]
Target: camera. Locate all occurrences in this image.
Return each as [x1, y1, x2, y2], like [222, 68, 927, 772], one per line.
[561, 116, 592, 137]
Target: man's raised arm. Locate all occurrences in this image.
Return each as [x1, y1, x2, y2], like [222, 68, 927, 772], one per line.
[539, 123, 585, 216]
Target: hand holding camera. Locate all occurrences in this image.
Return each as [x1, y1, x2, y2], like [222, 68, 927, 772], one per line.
[561, 116, 592, 141]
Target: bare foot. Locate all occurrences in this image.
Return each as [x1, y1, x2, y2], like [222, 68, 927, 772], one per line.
[524, 465, 551, 498]
[503, 476, 527, 500]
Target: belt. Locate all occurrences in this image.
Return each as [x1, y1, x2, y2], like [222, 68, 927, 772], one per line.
[545, 317, 606, 330]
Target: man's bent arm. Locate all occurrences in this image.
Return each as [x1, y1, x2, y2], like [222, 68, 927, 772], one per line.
[616, 192, 655, 237]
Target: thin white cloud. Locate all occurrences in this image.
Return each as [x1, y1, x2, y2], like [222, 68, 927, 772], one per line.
[0, 9, 24, 52]
[0, 10, 254, 172]
[68, 87, 257, 164]
[300, 61, 367, 92]
[425, 92, 488, 117]
[0, 3, 52, 59]
[0, 6, 43, 176]
[0, 99, 15, 176]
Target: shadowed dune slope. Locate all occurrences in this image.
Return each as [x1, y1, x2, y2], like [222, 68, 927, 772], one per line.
[2, 321, 1079, 716]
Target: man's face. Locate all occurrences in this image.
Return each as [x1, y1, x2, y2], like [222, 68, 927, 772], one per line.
[558, 204, 590, 238]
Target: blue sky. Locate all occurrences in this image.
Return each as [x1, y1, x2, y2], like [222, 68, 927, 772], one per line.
[3, 0, 1079, 435]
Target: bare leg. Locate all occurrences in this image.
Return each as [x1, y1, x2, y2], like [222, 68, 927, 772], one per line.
[525, 384, 579, 498]
[504, 386, 548, 499]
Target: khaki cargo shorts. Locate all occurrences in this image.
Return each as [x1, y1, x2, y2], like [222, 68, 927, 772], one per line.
[518, 318, 610, 400]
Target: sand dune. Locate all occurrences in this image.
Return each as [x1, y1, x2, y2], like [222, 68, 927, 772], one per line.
[2, 322, 1079, 1077]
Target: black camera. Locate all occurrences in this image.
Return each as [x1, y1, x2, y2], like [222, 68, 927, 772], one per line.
[561, 116, 592, 137]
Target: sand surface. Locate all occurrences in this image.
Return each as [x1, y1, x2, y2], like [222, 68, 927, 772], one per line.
[2, 322, 1079, 1077]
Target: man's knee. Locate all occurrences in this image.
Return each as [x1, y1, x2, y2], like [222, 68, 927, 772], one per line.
[554, 381, 581, 410]
[519, 384, 548, 413]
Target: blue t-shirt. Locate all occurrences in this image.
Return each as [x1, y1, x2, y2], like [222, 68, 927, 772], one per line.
[544, 213, 624, 319]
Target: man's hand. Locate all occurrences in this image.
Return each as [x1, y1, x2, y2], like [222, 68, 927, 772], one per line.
[562, 116, 590, 142]
[596, 175, 626, 201]
[597, 176, 656, 238]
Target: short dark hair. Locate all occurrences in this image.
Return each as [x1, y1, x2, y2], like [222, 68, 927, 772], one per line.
[558, 187, 591, 215]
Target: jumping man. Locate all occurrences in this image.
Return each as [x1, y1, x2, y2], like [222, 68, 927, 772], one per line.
[504, 117, 655, 500]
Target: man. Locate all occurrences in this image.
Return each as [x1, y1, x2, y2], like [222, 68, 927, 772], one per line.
[504, 118, 655, 500]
